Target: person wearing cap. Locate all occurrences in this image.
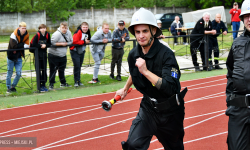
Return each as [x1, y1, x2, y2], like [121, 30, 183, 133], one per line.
[190, 12, 216, 72]
[6, 22, 29, 93]
[211, 13, 228, 70]
[110, 20, 130, 81]
[226, 0, 250, 149]
[170, 16, 188, 46]
[229, 2, 241, 40]
[115, 8, 187, 150]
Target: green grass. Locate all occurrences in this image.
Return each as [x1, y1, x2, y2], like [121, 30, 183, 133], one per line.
[0, 69, 227, 109]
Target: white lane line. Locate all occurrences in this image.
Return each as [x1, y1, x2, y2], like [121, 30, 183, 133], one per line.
[0, 74, 226, 111]
[32, 130, 130, 150]
[39, 111, 226, 149]
[184, 113, 225, 129]
[0, 89, 132, 111]
[185, 110, 225, 120]
[186, 95, 225, 104]
[32, 117, 135, 150]
[182, 78, 226, 89]
[150, 113, 225, 144]
[183, 131, 228, 144]
[2, 111, 137, 137]
[0, 107, 101, 135]
[1, 90, 224, 123]
[0, 104, 100, 123]
[181, 74, 225, 83]
[0, 97, 140, 136]
[188, 83, 226, 91]
[153, 131, 228, 150]
[0, 97, 141, 123]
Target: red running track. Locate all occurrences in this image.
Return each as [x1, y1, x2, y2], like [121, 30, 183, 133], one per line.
[0, 74, 228, 150]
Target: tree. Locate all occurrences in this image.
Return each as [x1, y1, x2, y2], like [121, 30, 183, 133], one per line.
[0, 0, 77, 23]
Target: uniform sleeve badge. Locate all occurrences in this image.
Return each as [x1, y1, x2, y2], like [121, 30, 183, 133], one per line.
[171, 68, 178, 79]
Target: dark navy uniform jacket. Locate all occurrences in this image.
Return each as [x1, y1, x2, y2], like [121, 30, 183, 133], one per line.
[127, 38, 183, 115]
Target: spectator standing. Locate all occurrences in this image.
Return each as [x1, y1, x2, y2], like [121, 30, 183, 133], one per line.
[70, 22, 91, 87]
[6, 22, 29, 93]
[211, 13, 228, 69]
[89, 23, 112, 83]
[110, 20, 130, 81]
[31, 24, 51, 92]
[190, 12, 216, 72]
[156, 20, 171, 49]
[229, 2, 241, 40]
[170, 16, 188, 46]
[48, 22, 73, 89]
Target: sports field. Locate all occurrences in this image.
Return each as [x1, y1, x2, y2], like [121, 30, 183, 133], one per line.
[0, 69, 228, 150]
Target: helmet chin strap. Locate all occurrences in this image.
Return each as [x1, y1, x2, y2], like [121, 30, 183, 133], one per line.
[142, 25, 154, 48]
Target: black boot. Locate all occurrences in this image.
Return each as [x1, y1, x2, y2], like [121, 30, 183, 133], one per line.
[116, 75, 122, 81]
[215, 64, 223, 69]
[208, 65, 213, 71]
[195, 66, 201, 72]
[121, 141, 128, 150]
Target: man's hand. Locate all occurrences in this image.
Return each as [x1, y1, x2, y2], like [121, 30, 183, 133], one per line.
[223, 31, 228, 35]
[102, 38, 108, 43]
[60, 42, 68, 46]
[115, 88, 127, 100]
[177, 32, 180, 35]
[157, 35, 165, 39]
[212, 30, 216, 35]
[13, 51, 16, 54]
[121, 38, 125, 43]
[41, 44, 46, 49]
[85, 39, 90, 44]
[135, 57, 148, 75]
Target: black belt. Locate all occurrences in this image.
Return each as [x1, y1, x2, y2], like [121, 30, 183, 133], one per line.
[229, 94, 250, 108]
[146, 87, 188, 112]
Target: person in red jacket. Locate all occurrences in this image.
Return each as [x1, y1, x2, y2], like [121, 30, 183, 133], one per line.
[229, 2, 241, 40]
[70, 22, 91, 87]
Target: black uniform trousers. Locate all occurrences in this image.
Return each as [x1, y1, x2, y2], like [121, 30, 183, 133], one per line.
[190, 37, 212, 67]
[125, 106, 185, 150]
[110, 47, 124, 76]
[172, 32, 187, 44]
[34, 52, 47, 87]
[48, 53, 67, 84]
[70, 50, 85, 82]
[226, 106, 250, 150]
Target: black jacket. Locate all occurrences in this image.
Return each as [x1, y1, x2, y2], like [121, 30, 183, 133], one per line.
[128, 38, 183, 115]
[212, 20, 228, 38]
[190, 18, 213, 48]
[7, 29, 29, 61]
[32, 31, 51, 58]
[226, 30, 250, 102]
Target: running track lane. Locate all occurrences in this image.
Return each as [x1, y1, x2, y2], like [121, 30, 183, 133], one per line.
[0, 75, 228, 150]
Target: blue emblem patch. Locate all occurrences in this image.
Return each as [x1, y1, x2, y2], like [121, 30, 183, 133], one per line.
[171, 67, 179, 79]
[171, 71, 178, 79]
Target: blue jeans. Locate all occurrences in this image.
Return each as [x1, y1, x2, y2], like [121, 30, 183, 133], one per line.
[232, 21, 240, 40]
[6, 58, 22, 89]
[70, 50, 86, 82]
[91, 51, 104, 79]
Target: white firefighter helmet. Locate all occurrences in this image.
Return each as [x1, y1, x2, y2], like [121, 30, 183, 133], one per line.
[239, 0, 250, 21]
[157, 20, 162, 24]
[128, 8, 162, 37]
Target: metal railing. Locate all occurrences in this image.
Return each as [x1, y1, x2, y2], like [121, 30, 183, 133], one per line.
[0, 30, 242, 93]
